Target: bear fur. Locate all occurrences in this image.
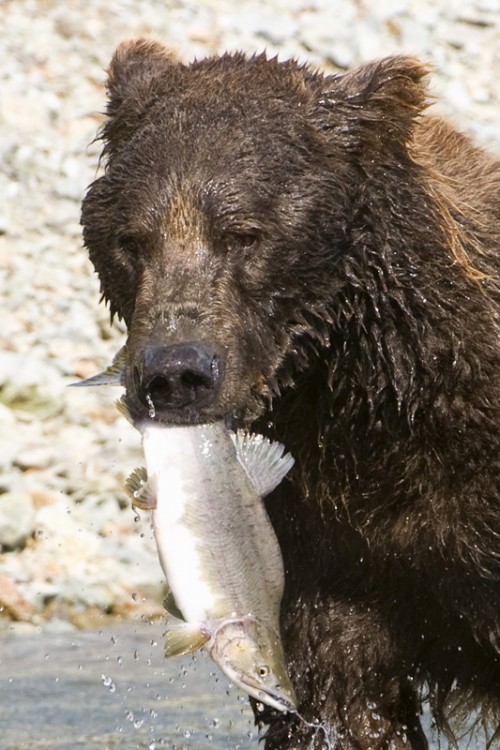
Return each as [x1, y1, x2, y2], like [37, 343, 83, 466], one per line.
[81, 39, 500, 748]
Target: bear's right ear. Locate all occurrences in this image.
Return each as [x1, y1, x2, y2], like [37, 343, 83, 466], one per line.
[100, 39, 180, 162]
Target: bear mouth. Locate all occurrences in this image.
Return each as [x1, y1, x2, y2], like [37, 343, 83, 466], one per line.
[123, 395, 244, 432]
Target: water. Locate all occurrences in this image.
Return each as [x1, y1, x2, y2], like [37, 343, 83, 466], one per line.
[0, 621, 487, 749]
[0, 621, 256, 750]
[146, 394, 156, 419]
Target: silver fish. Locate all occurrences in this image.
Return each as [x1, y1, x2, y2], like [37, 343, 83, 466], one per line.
[125, 421, 297, 713]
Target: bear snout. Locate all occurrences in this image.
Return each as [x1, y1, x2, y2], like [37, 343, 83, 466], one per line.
[132, 342, 224, 416]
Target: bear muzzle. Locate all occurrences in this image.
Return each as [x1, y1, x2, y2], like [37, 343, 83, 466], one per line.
[132, 342, 224, 417]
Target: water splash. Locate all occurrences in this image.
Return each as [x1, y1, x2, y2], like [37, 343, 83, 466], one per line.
[125, 709, 145, 729]
[295, 711, 339, 750]
[101, 673, 116, 693]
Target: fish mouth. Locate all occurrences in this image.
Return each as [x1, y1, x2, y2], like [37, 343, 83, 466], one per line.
[236, 672, 297, 714]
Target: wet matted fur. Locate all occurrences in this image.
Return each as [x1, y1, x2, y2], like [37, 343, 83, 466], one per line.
[82, 40, 500, 748]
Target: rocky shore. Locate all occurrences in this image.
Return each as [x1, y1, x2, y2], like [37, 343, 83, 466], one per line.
[0, 0, 498, 631]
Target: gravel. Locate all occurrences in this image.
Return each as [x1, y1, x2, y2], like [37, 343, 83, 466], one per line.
[0, 0, 499, 630]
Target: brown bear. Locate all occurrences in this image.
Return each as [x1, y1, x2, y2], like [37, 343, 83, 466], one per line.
[81, 39, 500, 749]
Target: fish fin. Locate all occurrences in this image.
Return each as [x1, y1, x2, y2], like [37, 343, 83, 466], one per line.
[164, 619, 210, 657]
[68, 346, 126, 387]
[163, 588, 185, 621]
[115, 396, 133, 424]
[124, 467, 157, 510]
[231, 431, 294, 497]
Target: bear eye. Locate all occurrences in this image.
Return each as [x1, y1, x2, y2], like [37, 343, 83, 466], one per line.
[119, 235, 143, 258]
[224, 230, 260, 253]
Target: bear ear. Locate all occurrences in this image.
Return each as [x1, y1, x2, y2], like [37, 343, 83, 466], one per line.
[317, 56, 431, 152]
[100, 38, 181, 162]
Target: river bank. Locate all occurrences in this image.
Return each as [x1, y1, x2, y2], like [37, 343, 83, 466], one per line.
[1, 0, 499, 627]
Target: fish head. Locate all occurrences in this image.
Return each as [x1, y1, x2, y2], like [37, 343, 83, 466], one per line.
[211, 617, 297, 714]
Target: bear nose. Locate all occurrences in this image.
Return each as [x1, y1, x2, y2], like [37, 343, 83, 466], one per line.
[137, 342, 223, 412]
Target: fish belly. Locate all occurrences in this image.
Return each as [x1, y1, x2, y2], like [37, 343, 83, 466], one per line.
[142, 422, 283, 625]
[152, 467, 221, 623]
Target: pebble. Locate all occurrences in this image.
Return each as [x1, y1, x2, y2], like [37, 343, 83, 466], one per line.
[0, 492, 36, 550]
[0, 0, 498, 628]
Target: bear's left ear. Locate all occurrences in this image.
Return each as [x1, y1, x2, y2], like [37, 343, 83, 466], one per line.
[317, 56, 431, 152]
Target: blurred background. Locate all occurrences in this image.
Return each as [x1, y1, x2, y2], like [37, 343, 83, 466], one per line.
[0, 0, 499, 630]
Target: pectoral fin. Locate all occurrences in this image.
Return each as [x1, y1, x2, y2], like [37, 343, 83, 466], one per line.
[231, 430, 294, 497]
[124, 467, 157, 510]
[164, 618, 210, 657]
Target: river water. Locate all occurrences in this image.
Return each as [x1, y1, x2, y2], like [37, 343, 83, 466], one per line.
[0, 621, 256, 750]
[0, 621, 486, 749]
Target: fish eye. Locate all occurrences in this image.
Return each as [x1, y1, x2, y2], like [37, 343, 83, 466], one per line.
[257, 665, 270, 678]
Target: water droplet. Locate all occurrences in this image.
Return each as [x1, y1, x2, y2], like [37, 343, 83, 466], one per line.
[146, 394, 156, 419]
[101, 674, 116, 692]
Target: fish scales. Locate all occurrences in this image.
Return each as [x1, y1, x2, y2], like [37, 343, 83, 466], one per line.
[145, 422, 284, 622]
[193, 448, 283, 616]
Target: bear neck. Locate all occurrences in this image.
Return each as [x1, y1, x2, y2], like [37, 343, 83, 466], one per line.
[265, 189, 498, 511]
